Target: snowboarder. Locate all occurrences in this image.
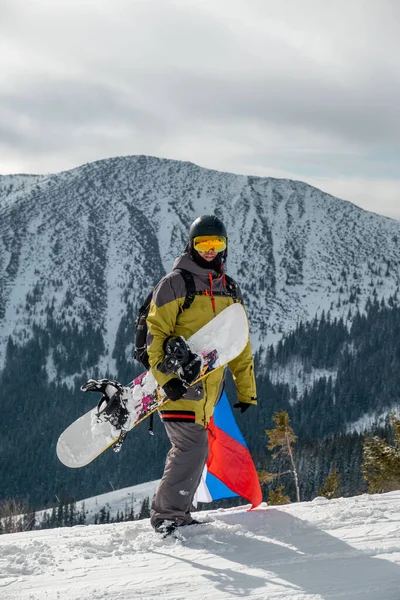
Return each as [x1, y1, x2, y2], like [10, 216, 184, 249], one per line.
[146, 215, 257, 534]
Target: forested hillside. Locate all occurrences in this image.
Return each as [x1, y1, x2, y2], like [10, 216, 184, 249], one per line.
[2, 293, 400, 507]
[247, 295, 400, 500]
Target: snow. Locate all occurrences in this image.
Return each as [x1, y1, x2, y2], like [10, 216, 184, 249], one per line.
[269, 358, 337, 400]
[347, 406, 400, 434]
[2, 490, 400, 599]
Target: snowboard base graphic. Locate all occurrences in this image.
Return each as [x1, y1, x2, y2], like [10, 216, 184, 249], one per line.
[56, 303, 249, 468]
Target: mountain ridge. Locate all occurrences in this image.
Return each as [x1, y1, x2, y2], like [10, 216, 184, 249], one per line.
[1, 154, 400, 380]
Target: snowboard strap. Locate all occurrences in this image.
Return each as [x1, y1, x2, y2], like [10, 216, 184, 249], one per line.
[112, 430, 129, 453]
[148, 412, 155, 435]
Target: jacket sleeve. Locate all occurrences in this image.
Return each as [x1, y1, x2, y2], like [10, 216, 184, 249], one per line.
[227, 283, 257, 405]
[228, 337, 257, 405]
[146, 275, 181, 389]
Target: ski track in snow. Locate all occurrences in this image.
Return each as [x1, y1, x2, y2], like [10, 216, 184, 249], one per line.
[2, 491, 400, 600]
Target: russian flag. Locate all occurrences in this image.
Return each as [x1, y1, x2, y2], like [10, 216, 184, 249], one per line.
[194, 392, 262, 509]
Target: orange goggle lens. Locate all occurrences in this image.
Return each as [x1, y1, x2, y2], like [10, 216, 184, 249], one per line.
[193, 235, 227, 253]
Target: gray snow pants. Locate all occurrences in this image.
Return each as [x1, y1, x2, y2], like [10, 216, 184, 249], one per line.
[150, 421, 209, 529]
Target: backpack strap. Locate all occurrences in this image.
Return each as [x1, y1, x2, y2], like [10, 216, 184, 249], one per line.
[174, 268, 196, 311]
[224, 274, 241, 302]
[133, 290, 153, 370]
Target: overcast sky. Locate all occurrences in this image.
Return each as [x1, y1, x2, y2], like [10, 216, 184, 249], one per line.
[1, 0, 399, 218]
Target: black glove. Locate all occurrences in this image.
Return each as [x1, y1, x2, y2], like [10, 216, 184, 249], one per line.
[233, 401, 254, 414]
[163, 379, 187, 401]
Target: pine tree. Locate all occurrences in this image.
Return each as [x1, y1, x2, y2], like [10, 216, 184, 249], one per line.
[67, 502, 78, 527]
[57, 503, 64, 527]
[138, 497, 150, 520]
[362, 414, 400, 493]
[268, 485, 291, 505]
[98, 507, 108, 524]
[257, 470, 279, 485]
[266, 411, 300, 502]
[77, 502, 86, 525]
[318, 468, 342, 499]
[23, 507, 36, 531]
[0, 499, 25, 533]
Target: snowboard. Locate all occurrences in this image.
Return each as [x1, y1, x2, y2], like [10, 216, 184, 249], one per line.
[56, 303, 249, 468]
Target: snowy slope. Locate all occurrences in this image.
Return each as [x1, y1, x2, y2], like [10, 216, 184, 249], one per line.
[2, 491, 400, 600]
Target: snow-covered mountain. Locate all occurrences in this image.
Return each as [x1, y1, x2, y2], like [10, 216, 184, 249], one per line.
[2, 489, 400, 599]
[1, 155, 400, 381]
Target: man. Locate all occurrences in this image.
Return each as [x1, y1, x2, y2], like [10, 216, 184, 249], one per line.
[146, 215, 257, 534]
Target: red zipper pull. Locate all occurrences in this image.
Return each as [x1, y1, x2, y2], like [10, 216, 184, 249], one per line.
[208, 272, 216, 312]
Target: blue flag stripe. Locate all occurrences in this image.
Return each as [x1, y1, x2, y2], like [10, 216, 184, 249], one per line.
[213, 392, 248, 449]
[205, 470, 239, 501]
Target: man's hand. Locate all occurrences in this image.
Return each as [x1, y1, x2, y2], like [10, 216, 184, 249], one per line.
[163, 378, 187, 401]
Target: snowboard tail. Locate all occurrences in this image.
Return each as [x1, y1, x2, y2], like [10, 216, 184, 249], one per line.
[56, 303, 249, 468]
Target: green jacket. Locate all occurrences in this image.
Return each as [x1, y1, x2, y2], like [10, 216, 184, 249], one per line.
[146, 252, 257, 426]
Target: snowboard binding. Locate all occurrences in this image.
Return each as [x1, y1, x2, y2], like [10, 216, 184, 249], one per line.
[81, 379, 131, 452]
[157, 336, 203, 385]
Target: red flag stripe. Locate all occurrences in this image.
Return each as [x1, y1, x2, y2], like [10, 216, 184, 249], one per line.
[207, 419, 262, 509]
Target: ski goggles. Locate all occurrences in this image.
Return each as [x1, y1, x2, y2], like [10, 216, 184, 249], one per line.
[193, 235, 227, 253]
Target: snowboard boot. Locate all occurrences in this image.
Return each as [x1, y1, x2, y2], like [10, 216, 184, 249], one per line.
[154, 520, 178, 537]
[154, 518, 203, 537]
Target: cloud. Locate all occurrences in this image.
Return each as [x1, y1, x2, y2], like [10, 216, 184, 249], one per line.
[0, 0, 399, 218]
[309, 177, 400, 220]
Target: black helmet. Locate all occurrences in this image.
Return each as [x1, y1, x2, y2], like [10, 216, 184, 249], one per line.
[189, 215, 227, 241]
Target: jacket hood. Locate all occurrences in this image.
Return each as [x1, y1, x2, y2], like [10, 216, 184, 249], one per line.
[173, 245, 223, 279]
[173, 252, 206, 276]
